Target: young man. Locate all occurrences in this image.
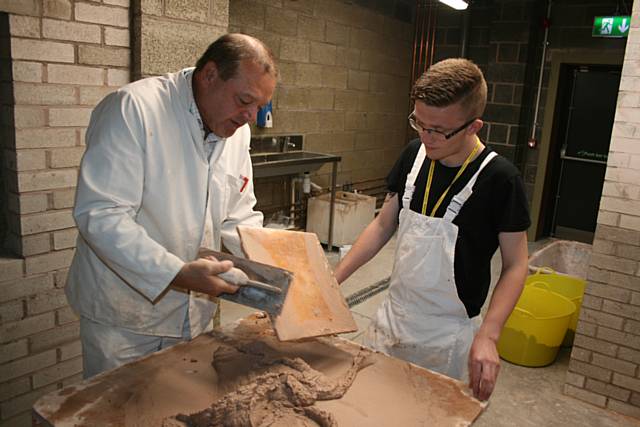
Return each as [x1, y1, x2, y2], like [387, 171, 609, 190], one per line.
[66, 34, 277, 378]
[334, 58, 530, 401]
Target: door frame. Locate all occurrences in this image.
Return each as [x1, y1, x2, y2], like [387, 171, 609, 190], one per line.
[528, 49, 625, 241]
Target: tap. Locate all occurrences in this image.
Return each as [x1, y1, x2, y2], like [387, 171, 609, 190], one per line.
[282, 136, 296, 152]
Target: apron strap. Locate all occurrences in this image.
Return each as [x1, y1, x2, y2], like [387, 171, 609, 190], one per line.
[443, 151, 498, 222]
[402, 144, 426, 207]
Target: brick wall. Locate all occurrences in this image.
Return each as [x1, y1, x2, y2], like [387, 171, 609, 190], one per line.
[0, 1, 131, 425]
[229, 0, 414, 193]
[564, 0, 640, 418]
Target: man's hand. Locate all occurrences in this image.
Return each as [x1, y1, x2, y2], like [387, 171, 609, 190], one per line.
[171, 258, 239, 296]
[468, 333, 500, 401]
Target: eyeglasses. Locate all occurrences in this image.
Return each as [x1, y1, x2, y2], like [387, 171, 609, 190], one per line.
[408, 111, 477, 140]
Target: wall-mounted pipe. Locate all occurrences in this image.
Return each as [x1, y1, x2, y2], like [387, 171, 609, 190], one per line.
[529, 1, 553, 149]
[460, 6, 470, 57]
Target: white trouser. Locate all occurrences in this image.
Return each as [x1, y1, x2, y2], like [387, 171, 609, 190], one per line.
[79, 315, 190, 378]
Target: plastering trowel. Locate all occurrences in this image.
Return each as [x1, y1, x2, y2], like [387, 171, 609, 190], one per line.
[199, 249, 292, 318]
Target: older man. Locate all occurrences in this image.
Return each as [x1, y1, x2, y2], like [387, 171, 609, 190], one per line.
[66, 34, 277, 378]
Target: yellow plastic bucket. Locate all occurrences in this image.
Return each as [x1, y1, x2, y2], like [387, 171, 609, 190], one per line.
[498, 286, 576, 367]
[526, 268, 586, 345]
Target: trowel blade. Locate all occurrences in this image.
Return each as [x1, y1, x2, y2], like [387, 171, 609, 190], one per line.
[199, 249, 292, 318]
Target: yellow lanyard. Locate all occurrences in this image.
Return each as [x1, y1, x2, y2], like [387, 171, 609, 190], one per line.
[421, 139, 481, 216]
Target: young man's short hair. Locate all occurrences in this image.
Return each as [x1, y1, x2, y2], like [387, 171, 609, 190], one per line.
[411, 58, 487, 119]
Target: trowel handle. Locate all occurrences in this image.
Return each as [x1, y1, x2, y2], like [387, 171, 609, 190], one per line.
[218, 267, 250, 286]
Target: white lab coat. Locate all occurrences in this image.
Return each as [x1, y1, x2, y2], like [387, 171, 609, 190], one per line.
[66, 69, 263, 338]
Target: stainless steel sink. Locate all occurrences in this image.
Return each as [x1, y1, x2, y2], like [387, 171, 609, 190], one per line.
[250, 151, 341, 178]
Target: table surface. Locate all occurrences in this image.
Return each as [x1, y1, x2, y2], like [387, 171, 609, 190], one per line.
[33, 314, 485, 427]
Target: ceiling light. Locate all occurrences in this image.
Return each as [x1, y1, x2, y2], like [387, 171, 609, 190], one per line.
[438, 0, 469, 10]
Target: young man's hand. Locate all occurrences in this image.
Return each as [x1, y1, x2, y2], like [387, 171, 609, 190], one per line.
[468, 333, 500, 401]
[171, 258, 239, 296]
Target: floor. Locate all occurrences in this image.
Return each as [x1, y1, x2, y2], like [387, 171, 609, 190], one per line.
[220, 236, 640, 426]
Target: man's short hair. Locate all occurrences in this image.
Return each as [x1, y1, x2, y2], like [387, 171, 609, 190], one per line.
[411, 58, 487, 118]
[195, 33, 278, 81]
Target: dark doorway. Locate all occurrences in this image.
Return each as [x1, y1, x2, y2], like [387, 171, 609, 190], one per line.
[539, 64, 621, 243]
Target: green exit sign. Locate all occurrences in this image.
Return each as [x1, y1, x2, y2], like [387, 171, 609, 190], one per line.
[593, 16, 631, 38]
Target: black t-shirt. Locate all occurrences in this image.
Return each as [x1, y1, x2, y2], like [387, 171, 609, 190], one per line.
[387, 139, 531, 318]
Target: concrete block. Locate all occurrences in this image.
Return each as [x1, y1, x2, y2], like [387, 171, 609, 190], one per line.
[27, 287, 68, 316]
[30, 320, 79, 352]
[295, 63, 322, 87]
[585, 283, 631, 305]
[106, 68, 128, 87]
[582, 294, 603, 310]
[347, 69, 369, 91]
[565, 371, 585, 388]
[54, 268, 68, 288]
[307, 88, 334, 110]
[42, 18, 101, 43]
[310, 41, 336, 65]
[138, 17, 224, 77]
[105, 27, 130, 47]
[0, 274, 53, 304]
[79, 45, 130, 67]
[334, 90, 359, 111]
[52, 189, 76, 210]
[613, 372, 640, 393]
[617, 243, 640, 261]
[585, 378, 631, 402]
[0, 339, 28, 364]
[25, 249, 75, 275]
[0, 313, 55, 344]
[56, 306, 78, 325]
[345, 112, 367, 130]
[592, 353, 637, 376]
[15, 193, 48, 214]
[280, 37, 309, 62]
[0, 300, 25, 324]
[13, 106, 46, 129]
[165, 0, 209, 23]
[573, 334, 618, 356]
[619, 346, 640, 364]
[326, 21, 350, 47]
[0, 0, 41, 15]
[590, 253, 637, 275]
[13, 83, 76, 106]
[49, 107, 92, 127]
[609, 271, 640, 292]
[75, 2, 129, 27]
[32, 356, 83, 388]
[0, 377, 30, 402]
[0, 257, 24, 282]
[18, 169, 77, 193]
[229, 0, 265, 29]
[12, 149, 45, 171]
[265, 6, 298, 37]
[569, 359, 612, 382]
[575, 320, 597, 337]
[298, 15, 324, 41]
[79, 86, 115, 106]
[47, 64, 104, 86]
[210, 0, 229, 27]
[314, 0, 355, 26]
[21, 233, 52, 256]
[595, 326, 639, 348]
[16, 128, 77, 149]
[321, 65, 347, 89]
[59, 339, 82, 361]
[621, 215, 640, 231]
[570, 346, 592, 362]
[9, 15, 40, 38]
[597, 210, 619, 227]
[602, 300, 640, 319]
[12, 61, 42, 83]
[335, 46, 359, 69]
[11, 39, 74, 63]
[277, 86, 308, 110]
[53, 228, 78, 250]
[141, 0, 163, 15]
[0, 383, 57, 419]
[49, 147, 85, 169]
[44, 0, 72, 19]
[320, 111, 344, 131]
[624, 318, 640, 334]
[104, 0, 129, 6]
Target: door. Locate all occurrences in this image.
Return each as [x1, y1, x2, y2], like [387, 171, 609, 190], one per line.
[545, 65, 621, 243]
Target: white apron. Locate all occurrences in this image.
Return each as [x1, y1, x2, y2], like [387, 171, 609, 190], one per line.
[363, 144, 497, 380]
